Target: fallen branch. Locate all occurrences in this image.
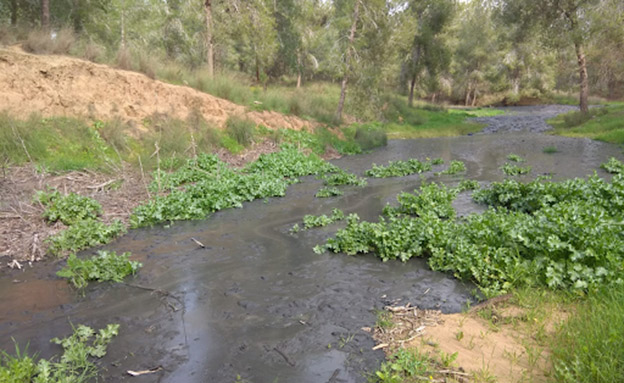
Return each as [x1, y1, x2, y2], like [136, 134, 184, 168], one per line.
[191, 237, 205, 248]
[127, 366, 163, 376]
[87, 179, 120, 191]
[273, 347, 296, 367]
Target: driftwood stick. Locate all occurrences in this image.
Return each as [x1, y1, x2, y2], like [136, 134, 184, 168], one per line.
[273, 347, 296, 367]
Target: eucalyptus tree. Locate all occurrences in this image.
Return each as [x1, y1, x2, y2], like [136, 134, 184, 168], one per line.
[498, 0, 599, 113]
[400, 0, 455, 106]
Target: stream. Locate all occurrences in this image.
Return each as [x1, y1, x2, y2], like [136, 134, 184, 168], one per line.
[0, 105, 620, 383]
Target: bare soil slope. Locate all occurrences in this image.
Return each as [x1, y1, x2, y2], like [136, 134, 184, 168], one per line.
[0, 47, 314, 131]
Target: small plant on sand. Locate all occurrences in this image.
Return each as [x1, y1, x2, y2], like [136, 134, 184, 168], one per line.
[57, 251, 142, 289]
[373, 348, 430, 383]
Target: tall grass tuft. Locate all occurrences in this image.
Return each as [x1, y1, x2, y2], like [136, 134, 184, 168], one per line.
[24, 27, 75, 55]
[225, 116, 256, 147]
[551, 285, 624, 383]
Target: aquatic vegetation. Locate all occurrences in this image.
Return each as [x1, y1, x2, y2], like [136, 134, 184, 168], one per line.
[57, 251, 142, 289]
[437, 160, 466, 175]
[319, 169, 367, 187]
[506, 154, 526, 162]
[501, 162, 532, 176]
[318, 174, 624, 297]
[365, 158, 441, 178]
[315, 186, 343, 198]
[456, 179, 480, 192]
[299, 208, 345, 230]
[131, 145, 343, 227]
[600, 157, 624, 174]
[0, 324, 119, 383]
[543, 146, 558, 154]
[47, 219, 126, 257]
[36, 190, 102, 225]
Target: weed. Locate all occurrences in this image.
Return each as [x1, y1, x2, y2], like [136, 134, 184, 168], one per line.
[600, 157, 624, 174]
[375, 310, 394, 329]
[373, 348, 430, 383]
[0, 324, 118, 383]
[24, 27, 76, 55]
[366, 158, 440, 178]
[36, 190, 102, 225]
[316, 187, 343, 198]
[500, 162, 531, 176]
[302, 209, 345, 229]
[47, 219, 126, 257]
[551, 285, 624, 383]
[455, 331, 464, 342]
[506, 154, 525, 162]
[543, 146, 558, 154]
[57, 251, 142, 289]
[225, 116, 256, 147]
[319, 169, 367, 187]
[439, 351, 458, 368]
[437, 160, 466, 176]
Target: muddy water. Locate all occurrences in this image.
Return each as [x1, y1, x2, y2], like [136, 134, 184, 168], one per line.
[1, 107, 622, 383]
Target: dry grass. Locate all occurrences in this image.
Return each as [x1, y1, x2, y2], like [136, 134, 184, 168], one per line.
[23, 27, 76, 55]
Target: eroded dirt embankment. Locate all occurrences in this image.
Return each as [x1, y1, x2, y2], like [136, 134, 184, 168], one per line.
[0, 47, 315, 132]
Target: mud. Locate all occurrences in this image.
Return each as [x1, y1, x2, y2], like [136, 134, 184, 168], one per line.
[472, 105, 577, 133]
[1, 107, 622, 383]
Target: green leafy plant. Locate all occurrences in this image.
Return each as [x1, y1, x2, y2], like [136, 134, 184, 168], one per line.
[506, 154, 526, 162]
[600, 157, 624, 174]
[315, 186, 343, 198]
[36, 190, 102, 225]
[543, 146, 558, 154]
[373, 348, 430, 383]
[437, 160, 466, 175]
[500, 162, 532, 176]
[302, 208, 345, 229]
[57, 251, 142, 289]
[47, 220, 126, 257]
[319, 169, 367, 187]
[365, 158, 441, 178]
[0, 324, 119, 383]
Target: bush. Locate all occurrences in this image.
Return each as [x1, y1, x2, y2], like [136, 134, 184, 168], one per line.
[225, 116, 256, 147]
[115, 47, 132, 70]
[24, 28, 75, 55]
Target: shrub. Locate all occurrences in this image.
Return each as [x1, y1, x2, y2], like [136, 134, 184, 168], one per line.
[225, 116, 256, 147]
[115, 47, 132, 70]
[353, 124, 387, 151]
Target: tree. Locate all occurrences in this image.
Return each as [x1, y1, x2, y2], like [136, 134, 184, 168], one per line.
[204, 0, 214, 77]
[335, 0, 360, 122]
[41, 0, 49, 28]
[498, 0, 599, 113]
[401, 0, 454, 107]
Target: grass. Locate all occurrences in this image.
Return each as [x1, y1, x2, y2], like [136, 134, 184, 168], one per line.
[548, 102, 624, 145]
[551, 285, 624, 383]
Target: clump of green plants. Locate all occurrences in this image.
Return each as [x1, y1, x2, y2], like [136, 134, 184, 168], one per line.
[319, 169, 367, 187]
[47, 219, 126, 256]
[317, 173, 624, 297]
[551, 285, 624, 383]
[600, 157, 624, 174]
[0, 323, 119, 383]
[36, 190, 102, 225]
[57, 251, 142, 289]
[365, 158, 441, 178]
[507, 153, 525, 162]
[373, 348, 431, 383]
[315, 186, 343, 198]
[351, 123, 388, 151]
[456, 179, 480, 192]
[501, 162, 531, 176]
[299, 208, 345, 230]
[131, 145, 342, 227]
[543, 146, 558, 154]
[437, 160, 466, 175]
[225, 116, 256, 147]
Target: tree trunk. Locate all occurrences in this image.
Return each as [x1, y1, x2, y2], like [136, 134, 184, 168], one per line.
[10, 0, 18, 25]
[335, 0, 360, 123]
[204, 0, 214, 78]
[41, 0, 50, 29]
[574, 41, 589, 114]
[255, 54, 260, 83]
[471, 89, 478, 106]
[296, 52, 302, 88]
[120, 10, 126, 49]
[408, 74, 417, 107]
[464, 84, 471, 106]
